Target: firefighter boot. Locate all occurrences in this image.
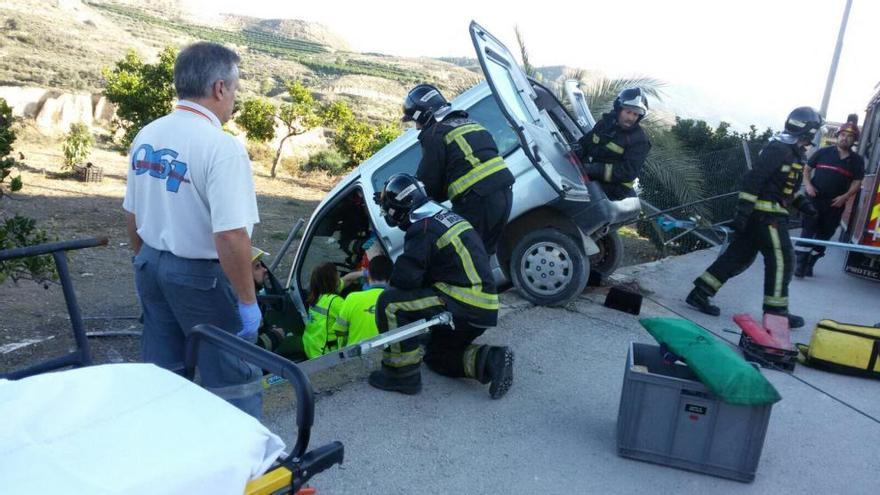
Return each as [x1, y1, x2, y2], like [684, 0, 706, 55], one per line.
[794, 252, 809, 278]
[805, 253, 823, 277]
[686, 287, 721, 316]
[473, 345, 514, 399]
[787, 313, 805, 329]
[368, 364, 422, 395]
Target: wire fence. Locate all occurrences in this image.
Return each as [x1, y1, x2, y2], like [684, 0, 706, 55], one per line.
[630, 141, 765, 256]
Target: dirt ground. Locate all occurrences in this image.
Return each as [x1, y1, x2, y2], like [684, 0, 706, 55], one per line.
[0, 124, 337, 374]
[1, 124, 661, 375]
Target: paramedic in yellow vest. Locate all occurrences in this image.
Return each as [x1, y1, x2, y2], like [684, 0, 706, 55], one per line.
[302, 262, 345, 358]
[332, 255, 393, 348]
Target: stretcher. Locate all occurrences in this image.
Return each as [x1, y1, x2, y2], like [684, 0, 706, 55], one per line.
[733, 313, 798, 372]
[1, 324, 344, 495]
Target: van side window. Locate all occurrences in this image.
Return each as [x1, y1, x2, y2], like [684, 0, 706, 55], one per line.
[371, 96, 520, 191]
[466, 96, 520, 157]
[371, 144, 422, 192]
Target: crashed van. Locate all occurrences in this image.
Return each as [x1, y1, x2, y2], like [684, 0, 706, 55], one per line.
[272, 21, 641, 344]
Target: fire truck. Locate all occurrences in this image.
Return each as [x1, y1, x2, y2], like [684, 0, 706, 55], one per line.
[843, 84, 880, 280]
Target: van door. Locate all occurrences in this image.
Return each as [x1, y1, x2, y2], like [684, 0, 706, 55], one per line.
[563, 79, 596, 133]
[469, 21, 590, 201]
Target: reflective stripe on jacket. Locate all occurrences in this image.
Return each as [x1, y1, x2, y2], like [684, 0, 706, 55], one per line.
[416, 110, 515, 204]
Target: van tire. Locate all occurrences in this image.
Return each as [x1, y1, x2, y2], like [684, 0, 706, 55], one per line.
[590, 229, 623, 278]
[509, 228, 588, 307]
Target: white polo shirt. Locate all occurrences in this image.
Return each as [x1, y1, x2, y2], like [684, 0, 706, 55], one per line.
[123, 100, 259, 260]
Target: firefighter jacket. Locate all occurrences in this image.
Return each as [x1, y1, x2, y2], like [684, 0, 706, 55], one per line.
[577, 112, 651, 197]
[390, 204, 499, 324]
[302, 293, 343, 358]
[332, 285, 384, 347]
[737, 139, 807, 218]
[416, 110, 515, 205]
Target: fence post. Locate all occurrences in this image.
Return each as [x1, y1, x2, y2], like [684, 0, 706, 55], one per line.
[741, 139, 753, 170]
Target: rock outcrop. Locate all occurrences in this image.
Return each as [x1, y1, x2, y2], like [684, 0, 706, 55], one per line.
[0, 86, 116, 134]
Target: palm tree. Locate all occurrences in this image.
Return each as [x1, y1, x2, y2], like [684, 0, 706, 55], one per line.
[512, 31, 710, 253]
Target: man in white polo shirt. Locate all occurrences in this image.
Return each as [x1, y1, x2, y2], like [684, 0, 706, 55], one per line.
[123, 42, 263, 418]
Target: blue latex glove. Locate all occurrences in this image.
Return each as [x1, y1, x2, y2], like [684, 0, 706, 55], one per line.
[236, 301, 262, 342]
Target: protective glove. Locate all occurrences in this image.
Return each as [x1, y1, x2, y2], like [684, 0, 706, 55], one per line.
[730, 212, 749, 233]
[236, 301, 262, 342]
[730, 198, 754, 233]
[792, 194, 818, 218]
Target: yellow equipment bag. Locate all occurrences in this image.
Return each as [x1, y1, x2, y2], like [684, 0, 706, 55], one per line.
[796, 320, 880, 378]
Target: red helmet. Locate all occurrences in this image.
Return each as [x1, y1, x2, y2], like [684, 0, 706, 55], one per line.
[837, 122, 860, 140]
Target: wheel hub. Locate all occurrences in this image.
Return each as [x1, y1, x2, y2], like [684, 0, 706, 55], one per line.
[520, 241, 573, 296]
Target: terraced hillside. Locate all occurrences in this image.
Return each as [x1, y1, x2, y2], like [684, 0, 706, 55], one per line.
[0, 0, 480, 121]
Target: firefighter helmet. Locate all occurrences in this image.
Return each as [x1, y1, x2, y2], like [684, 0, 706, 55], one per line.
[837, 121, 860, 141]
[377, 173, 427, 229]
[402, 84, 449, 126]
[613, 88, 649, 118]
[784, 106, 823, 140]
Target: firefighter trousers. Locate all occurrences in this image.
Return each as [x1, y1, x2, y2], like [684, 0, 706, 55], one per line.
[693, 213, 793, 313]
[452, 186, 512, 256]
[796, 198, 844, 257]
[375, 287, 494, 378]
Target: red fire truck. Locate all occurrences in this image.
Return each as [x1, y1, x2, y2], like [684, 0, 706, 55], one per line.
[843, 84, 880, 280]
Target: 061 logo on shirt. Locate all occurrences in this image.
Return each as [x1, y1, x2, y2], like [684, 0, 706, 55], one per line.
[131, 144, 191, 193]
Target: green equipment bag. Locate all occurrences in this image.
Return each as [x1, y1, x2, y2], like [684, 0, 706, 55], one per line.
[640, 318, 782, 405]
[796, 320, 880, 378]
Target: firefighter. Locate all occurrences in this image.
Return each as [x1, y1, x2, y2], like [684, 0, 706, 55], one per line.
[795, 121, 865, 277]
[369, 173, 514, 399]
[577, 87, 652, 201]
[686, 107, 825, 329]
[402, 84, 515, 256]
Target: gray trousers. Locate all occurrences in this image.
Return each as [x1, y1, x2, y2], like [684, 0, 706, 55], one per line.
[133, 244, 263, 418]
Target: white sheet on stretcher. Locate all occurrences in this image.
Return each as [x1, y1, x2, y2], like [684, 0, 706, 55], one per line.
[0, 363, 285, 495]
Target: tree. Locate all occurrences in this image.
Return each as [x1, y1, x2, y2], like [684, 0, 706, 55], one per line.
[672, 117, 774, 154]
[333, 119, 377, 165]
[102, 47, 177, 148]
[0, 98, 54, 283]
[268, 81, 321, 178]
[372, 124, 402, 154]
[235, 97, 277, 144]
[319, 99, 402, 166]
[61, 123, 94, 170]
[514, 25, 536, 78]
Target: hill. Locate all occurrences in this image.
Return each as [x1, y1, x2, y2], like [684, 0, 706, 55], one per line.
[0, 0, 480, 123]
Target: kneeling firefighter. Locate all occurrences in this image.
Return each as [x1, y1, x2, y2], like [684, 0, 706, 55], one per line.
[369, 173, 514, 398]
[686, 106, 824, 329]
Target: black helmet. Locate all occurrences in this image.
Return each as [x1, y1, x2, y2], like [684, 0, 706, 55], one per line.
[402, 84, 449, 126]
[784, 106, 823, 140]
[613, 88, 649, 119]
[377, 173, 427, 230]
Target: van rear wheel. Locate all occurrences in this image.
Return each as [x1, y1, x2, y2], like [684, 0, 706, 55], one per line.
[509, 228, 588, 307]
[590, 229, 623, 278]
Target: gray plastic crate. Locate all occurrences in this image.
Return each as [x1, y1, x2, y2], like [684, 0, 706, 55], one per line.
[616, 342, 773, 482]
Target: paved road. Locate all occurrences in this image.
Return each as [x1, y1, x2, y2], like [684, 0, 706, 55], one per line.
[264, 247, 880, 494]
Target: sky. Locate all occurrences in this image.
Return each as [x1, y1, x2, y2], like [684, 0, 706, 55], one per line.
[193, 0, 879, 131]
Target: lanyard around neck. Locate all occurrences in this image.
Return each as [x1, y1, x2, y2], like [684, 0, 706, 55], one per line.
[175, 104, 214, 124]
